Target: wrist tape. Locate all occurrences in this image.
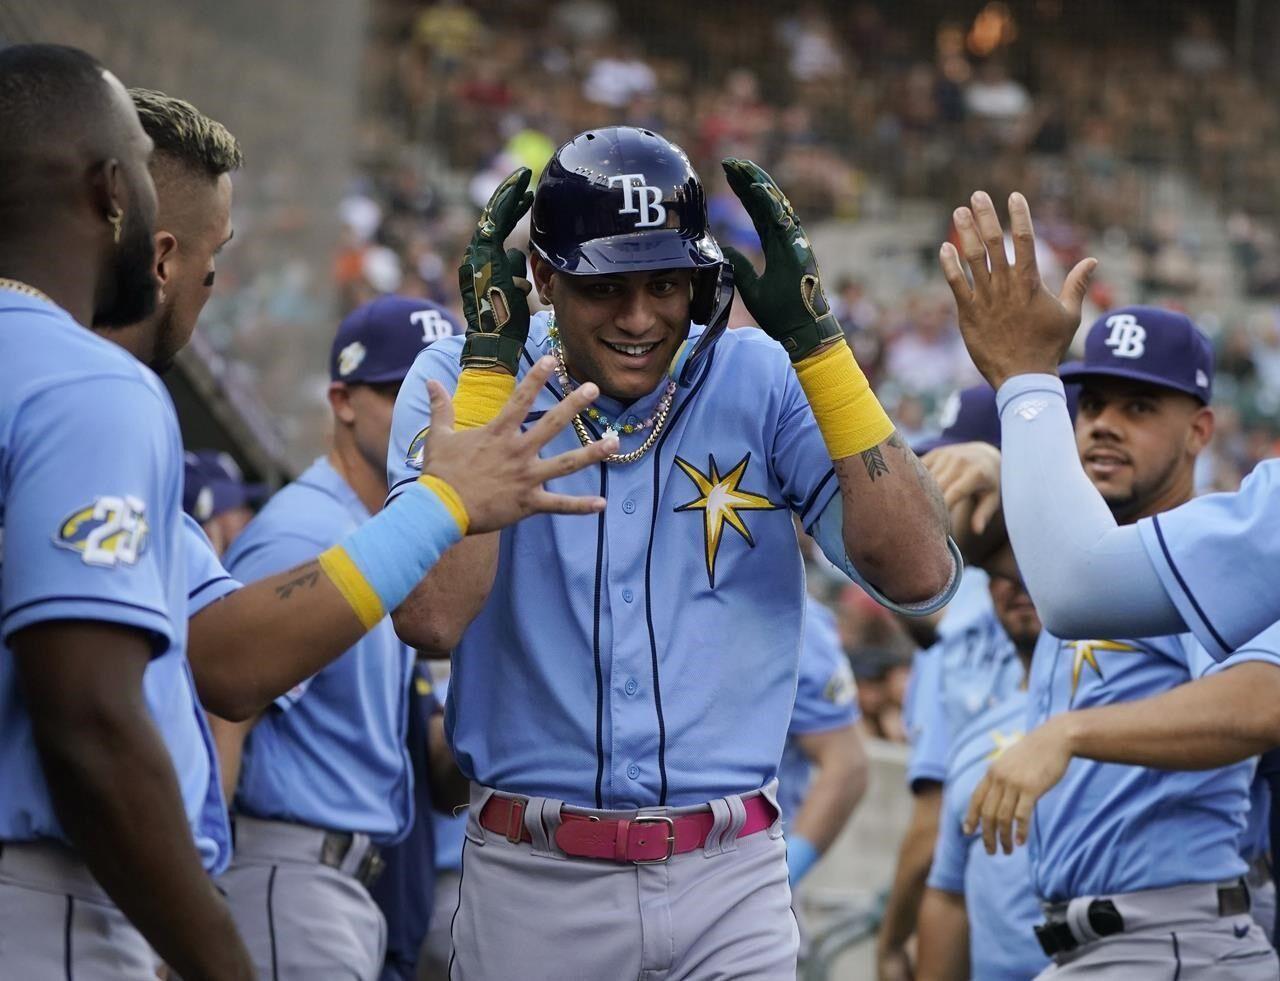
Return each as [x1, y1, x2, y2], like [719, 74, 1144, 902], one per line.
[318, 476, 467, 629]
[793, 339, 894, 459]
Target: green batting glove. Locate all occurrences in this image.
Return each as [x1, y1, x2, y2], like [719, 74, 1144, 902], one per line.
[458, 168, 534, 375]
[721, 158, 843, 363]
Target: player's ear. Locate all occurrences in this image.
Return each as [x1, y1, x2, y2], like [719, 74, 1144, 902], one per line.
[1187, 404, 1214, 455]
[327, 382, 357, 426]
[530, 251, 554, 305]
[153, 230, 178, 295]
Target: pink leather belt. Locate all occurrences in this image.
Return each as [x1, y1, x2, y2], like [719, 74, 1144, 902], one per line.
[479, 794, 777, 864]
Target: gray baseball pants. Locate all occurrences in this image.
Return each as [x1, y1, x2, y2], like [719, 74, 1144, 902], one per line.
[418, 869, 459, 980]
[0, 839, 162, 980]
[1247, 856, 1276, 947]
[1036, 879, 1278, 979]
[219, 816, 387, 981]
[448, 782, 799, 981]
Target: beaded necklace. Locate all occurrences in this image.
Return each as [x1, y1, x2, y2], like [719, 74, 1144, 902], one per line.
[547, 315, 677, 465]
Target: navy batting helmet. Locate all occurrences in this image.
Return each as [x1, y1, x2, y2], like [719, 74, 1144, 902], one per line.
[530, 126, 732, 385]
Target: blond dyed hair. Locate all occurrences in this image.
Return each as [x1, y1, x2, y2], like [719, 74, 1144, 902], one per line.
[128, 87, 242, 178]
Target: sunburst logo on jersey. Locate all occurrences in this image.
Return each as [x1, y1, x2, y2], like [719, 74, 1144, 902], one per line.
[1066, 640, 1136, 705]
[674, 452, 780, 589]
[987, 728, 1024, 761]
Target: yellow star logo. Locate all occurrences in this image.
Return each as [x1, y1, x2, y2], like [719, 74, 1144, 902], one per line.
[674, 453, 781, 588]
[1066, 640, 1137, 704]
[988, 729, 1024, 761]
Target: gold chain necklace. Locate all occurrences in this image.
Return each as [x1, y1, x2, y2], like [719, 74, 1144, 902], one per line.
[0, 278, 54, 306]
[548, 317, 678, 466]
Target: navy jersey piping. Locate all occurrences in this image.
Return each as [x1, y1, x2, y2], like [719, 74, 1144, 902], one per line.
[188, 575, 234, 603]
[591, 453, 608, 809]
[1150, 514, 1231, 655]
[1, 594, 168, 628]
[799, 468, 838, 527]
[643, 348, 716, 805]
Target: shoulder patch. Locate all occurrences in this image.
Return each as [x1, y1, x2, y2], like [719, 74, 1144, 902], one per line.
[54, 495, 149, 567]
[405, 425, 430, 470]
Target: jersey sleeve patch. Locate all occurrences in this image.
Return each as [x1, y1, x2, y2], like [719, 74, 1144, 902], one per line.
[53, 495, 149, 568]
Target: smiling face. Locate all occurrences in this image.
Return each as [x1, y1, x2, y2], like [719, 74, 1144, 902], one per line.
[533, 252, 693, 402]
[1074, 376, 1214, 523]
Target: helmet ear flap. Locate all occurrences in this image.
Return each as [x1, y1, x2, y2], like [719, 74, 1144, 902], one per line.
[690, 263, 730, 326]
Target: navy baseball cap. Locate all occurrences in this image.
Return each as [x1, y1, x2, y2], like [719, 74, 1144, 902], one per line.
[330, 295, 463, 384]
[914, 385, 1001, 455]
[1059, 306, 1213, 404]
[183, 450, 268, 522]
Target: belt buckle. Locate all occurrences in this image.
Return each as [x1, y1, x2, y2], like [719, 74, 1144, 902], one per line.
[357, 847, 385, 888]
[504, 798, 527, 844]
[631, 815, 676, 865]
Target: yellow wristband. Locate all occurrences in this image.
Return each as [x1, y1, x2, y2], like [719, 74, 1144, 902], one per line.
[793, 340, 895, 458]
[417, 474, 470, 535]
[452, 368, 516, 430]
[317, 546, 385, 631]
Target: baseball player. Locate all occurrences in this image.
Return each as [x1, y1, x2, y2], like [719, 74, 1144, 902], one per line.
[948, 309, 1279, 977]
[386, 127, 958, 978]
[940, 191, 1280, 661]
[878, 387, 1023, 980]
[0, 45, 255, 980]
[0, 62, 614, 980]
[916, 543, 1048, 981]
[211, 297, 471, 981]
[183, 449, 268, 556]
[778, 595, 868, 893]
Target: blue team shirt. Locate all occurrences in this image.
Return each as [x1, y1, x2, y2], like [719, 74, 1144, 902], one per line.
[904, 569, 1022, 791]
[777, 597, 860, 834]
[1137, 460, 1280, 661]
[928, 690, 1047, 981]
[386, 313, 950, 808]
[225, 457, 416, 842]
[1026, 626, 1280, 900]
[0, 291, 230, 873]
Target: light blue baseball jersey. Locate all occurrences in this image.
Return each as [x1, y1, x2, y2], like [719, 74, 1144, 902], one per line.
[777, 597, 860, 835]
[928, 689, 1047, 981]
[904, 569, 1023, 791]
[1136, 460, 1280, 661]
[225, 456, 416, 843]
[430, 677, 467, 873]
[1026, 625, 1280, 901]
[0, 290, 230, 873]
[387, 313, 951, 808]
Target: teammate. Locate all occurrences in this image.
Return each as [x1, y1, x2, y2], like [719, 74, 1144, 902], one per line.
[212, 296, 464, 981]
[183, 449, 267, 556]
[0, 45, 255, 980]
[945, 309, 1278, 976]
[778, 595, 868, 893]
[940, 191, 1280, 660]
[877, 386, 1021, 981]
[916, 543, 1048, 981]
[386, 127, 957, 977]
[0, 61, 615, 979]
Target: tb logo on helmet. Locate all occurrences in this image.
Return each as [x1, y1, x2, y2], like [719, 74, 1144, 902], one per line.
[1104, 313, 1146, 359]
[609, 173, 666, 228]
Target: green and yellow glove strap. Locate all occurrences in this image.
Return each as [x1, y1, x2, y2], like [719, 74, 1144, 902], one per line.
[318, 476, 468, 630]
[450, 368, 517, 431]
[794, 339, 895, 459]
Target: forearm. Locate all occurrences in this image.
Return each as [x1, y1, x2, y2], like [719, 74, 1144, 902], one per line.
[1058, 661, 1280, 770]
[791, 729, 869, 851]
[916, 888, 970, 981]
[392, 533, 499, 655]
[996, 375, 1184, 637]
[878, 787, 941, 950]
[37, 713, 250, 980]
[834, 432, 953, 603]
[208, 713, 255, 803]
[427, 712, 470, 811]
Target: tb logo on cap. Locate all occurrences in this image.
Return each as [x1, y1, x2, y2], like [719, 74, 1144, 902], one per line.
[1104, 313, 1146, 359]
[610, 174, 666, 228]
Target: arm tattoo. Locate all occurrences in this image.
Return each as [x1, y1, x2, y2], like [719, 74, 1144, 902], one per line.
[860, 444, 891, 481]
[886, 429, 948, 522]
[275, 562, 320, 600]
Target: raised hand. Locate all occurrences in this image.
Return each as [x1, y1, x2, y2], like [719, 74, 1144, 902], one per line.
[939, 191, 1097, 390]
[720, 157, 843, 362]
[459, 168, 534, 375]
[420, 356, 618, 533]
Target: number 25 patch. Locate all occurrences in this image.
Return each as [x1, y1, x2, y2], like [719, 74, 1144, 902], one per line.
[54, 495, 150, 567]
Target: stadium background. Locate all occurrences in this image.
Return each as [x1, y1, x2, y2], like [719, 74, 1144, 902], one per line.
[4, 1, 1280, 974]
